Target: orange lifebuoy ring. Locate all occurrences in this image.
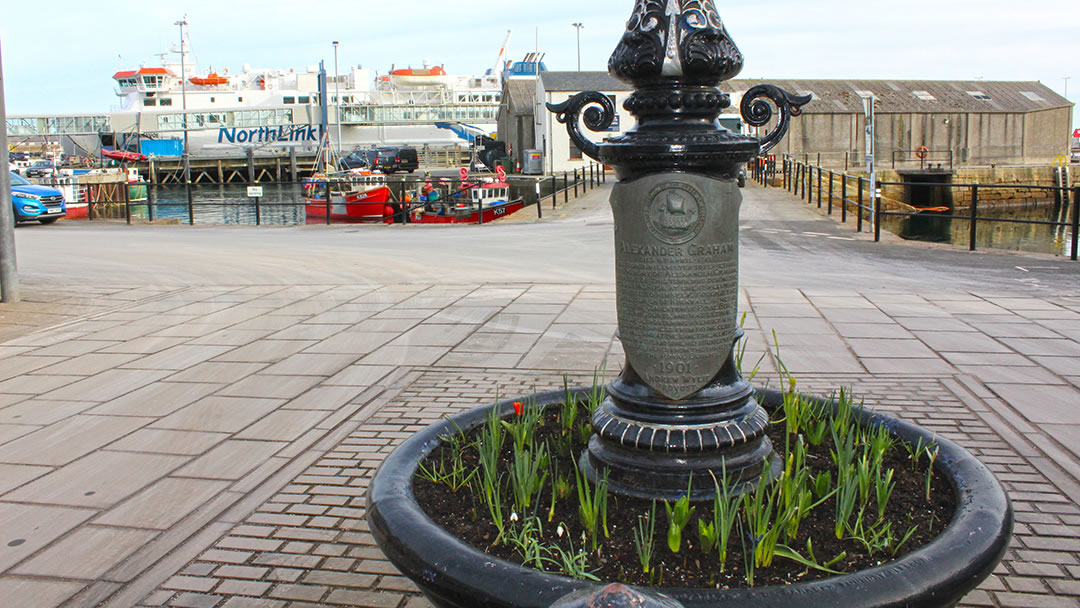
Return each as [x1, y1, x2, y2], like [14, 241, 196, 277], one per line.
[916, 146, 929, 160]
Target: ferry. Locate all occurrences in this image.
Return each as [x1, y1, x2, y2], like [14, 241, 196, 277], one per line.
[51, 26, 511, 161]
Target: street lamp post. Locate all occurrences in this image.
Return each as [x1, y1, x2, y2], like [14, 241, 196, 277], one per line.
[0, 39, 20, 302]
[176, 18, 192, 221]
[571, 23, 583, 71]
[333, 41, 342, 154]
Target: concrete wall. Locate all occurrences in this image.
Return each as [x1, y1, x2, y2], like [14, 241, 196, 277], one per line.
[769, 107, 1072, 168]
[496, 107, 536, 171]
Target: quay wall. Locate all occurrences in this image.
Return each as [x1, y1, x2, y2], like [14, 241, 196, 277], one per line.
[784, 164, 1077, 215]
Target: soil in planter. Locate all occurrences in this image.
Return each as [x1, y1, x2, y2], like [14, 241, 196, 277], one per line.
[413, 397, 955, 590]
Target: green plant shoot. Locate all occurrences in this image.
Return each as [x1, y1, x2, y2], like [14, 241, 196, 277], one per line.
[664, 482, 697, 554]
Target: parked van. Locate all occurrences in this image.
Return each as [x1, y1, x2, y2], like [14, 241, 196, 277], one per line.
[350, 146, 420, 174]
[395, 147, 419, 173]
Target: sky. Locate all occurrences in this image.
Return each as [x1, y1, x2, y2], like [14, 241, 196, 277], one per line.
[2, 0, 1079, 131]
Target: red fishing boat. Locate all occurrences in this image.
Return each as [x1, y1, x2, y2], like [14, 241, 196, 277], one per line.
[411, 167, 524, 224]
[303, 169, 397, 224]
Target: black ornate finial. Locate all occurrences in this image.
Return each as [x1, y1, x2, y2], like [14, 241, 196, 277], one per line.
[609, 0, 743, 87]
[546, 0, 811, 178]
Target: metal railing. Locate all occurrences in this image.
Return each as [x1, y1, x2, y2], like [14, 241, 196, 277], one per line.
[779, 156, 1080, 260]
[67, 162, 607, 226]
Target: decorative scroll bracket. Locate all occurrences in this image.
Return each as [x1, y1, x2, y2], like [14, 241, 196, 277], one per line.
[739, 84, 813, 155]
[546, 92, 617, 163]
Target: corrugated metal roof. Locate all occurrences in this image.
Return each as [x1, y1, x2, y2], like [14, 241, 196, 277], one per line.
[540, 72, 628, 94]
[538, 73, 1071, 114]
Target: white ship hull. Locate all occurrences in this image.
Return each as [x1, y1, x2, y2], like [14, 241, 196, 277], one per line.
[138, 122, 496, 159]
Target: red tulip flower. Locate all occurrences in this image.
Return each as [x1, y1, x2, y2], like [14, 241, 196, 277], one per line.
[513, 401, 524, 416]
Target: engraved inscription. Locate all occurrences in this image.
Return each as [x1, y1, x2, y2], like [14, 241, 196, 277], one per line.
[617, 242, 738, 399]
[611, 173, 743, 401]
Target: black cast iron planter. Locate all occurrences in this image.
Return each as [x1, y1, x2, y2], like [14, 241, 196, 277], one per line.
[367, 387, 1012, 608]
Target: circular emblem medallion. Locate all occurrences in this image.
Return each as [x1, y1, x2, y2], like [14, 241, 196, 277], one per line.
[645, 182, 706, 245]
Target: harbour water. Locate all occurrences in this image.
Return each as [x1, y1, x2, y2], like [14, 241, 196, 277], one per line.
[133, 184, 309, 225]
[882, 201, 1075, 256]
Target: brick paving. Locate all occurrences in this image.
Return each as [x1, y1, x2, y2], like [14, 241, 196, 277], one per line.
[0, 262, 1078, 605]
[130, 367, 1080, 608]
[141, 371, 587, 608]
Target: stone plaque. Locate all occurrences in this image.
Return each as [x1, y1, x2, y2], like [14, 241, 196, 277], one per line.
[611, 173, 741, 400]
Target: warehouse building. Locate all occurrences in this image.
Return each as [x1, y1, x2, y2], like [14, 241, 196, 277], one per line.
[500, 73, 1073, 173]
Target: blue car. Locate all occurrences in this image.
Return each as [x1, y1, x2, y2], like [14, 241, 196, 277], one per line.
[9, 171, 66, 224]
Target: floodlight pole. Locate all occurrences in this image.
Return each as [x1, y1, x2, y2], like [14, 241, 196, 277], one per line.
[333, 41, 342, 153]
[0, 39, 19, 302]
[572, 23, 583, 71]
[176, 18, 192, 220]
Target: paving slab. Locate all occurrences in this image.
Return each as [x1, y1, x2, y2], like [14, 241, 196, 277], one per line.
[152, 397, 285, 434]
[96, 478, 233, 530]
[0, 415, 153, 466]
[5, 450, 188, 509]
[0, 502, 97, 571]
[13, 525, 159, 579]
[0, 399, 100, 425]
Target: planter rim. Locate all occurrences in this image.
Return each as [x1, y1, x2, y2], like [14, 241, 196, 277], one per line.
[367, 387, 1013, 608]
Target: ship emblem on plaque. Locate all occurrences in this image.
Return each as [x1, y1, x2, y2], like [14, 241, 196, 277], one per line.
[645, 182, 706, 244]
[614, 176, 734, 401]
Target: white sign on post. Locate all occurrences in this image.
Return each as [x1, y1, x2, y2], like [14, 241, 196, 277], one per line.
[247, 186, 264, 198]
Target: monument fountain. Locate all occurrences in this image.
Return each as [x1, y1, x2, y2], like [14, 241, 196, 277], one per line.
[367, 2, 1011, 606]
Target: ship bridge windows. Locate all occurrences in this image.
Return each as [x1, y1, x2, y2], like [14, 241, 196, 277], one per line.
[6, 115, 112, 136]
[155, 109, 293, 131]
[141, 75, 164, 89]
[454, 92, 501, 104]
[232, 109, 294, 128]
[337, 103, 497, 125]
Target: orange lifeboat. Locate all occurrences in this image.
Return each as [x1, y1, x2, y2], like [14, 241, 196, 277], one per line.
[390, 66, 447, 78]
[389, 65, 452, 87]
[189, 73, 229, 86]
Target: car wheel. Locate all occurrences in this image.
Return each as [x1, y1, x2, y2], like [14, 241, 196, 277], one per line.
[39, 217, 60, 224]
[408, 169, 415, 174]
